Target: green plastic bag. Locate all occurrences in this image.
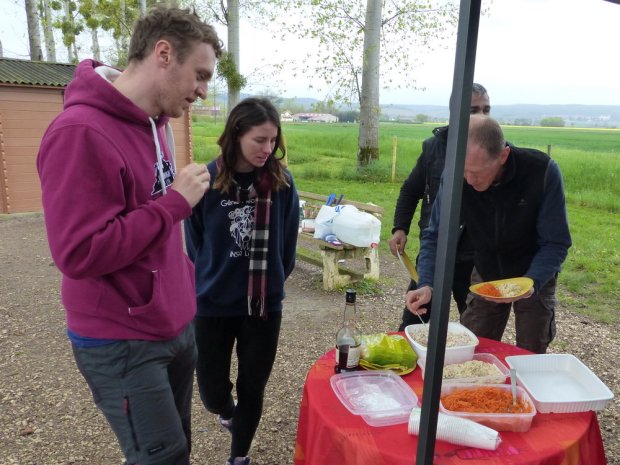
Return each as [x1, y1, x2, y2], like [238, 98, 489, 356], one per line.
[359, 333, 417, 375]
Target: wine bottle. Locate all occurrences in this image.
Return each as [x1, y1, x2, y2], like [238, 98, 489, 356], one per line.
[335, 289, 361, 373]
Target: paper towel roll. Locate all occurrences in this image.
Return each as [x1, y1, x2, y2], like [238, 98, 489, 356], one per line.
[408, 408, 501, 450]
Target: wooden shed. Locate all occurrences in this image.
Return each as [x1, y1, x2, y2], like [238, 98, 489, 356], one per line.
[0, 57, 193, 214]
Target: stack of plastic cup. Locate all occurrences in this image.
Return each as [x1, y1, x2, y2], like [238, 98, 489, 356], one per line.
[408, 408, 501, 450]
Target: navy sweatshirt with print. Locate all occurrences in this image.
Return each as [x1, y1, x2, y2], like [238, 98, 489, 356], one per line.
[184, 160, 299, 317]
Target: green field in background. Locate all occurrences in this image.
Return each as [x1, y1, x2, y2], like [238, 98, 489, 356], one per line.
[192, 118, 620, 324]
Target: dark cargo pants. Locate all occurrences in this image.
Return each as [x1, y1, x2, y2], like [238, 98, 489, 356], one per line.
[72, 324, 196, 465]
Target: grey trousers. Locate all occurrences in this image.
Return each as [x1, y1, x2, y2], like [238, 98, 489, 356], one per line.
[72, 324, 197, 465]
[461, 269, 557, 354]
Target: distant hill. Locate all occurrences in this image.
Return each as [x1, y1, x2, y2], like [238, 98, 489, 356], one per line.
[205, 93, 620, 128]
[380, 103, 620, 128]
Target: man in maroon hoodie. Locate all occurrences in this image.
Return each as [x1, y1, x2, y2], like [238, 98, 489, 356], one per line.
[37, 6, 222, 465]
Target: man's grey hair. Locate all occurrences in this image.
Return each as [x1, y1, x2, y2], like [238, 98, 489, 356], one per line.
[472, 82, 488, 98]
[468, 115, 506, 157]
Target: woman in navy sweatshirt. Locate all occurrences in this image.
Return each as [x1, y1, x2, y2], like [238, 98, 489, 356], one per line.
[185, 97, 299, 465]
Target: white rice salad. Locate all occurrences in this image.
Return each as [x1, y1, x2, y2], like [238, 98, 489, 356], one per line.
[442, 360, 503, 381]
[411, 326, 474, 347]
[497, 282, 523, 297]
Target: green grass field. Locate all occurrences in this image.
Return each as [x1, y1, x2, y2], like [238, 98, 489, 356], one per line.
[192, 118, 620, 324]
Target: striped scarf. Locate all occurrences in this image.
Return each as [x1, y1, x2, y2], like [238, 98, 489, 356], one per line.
[238, 170, 272, 319]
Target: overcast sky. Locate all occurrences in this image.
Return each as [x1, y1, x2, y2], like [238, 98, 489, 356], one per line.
[2, 0, 620, 106]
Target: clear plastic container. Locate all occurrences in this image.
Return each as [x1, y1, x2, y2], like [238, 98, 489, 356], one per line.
[405, 322, 478, 367]
[330, 370, 418, 427]
[418, 353, 509, 384]
[439, 383, 537, 432]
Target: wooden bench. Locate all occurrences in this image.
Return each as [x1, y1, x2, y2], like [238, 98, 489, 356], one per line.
[296, 191, 384, 290]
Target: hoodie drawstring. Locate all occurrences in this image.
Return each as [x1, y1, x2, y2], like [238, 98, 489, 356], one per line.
[149, 117, 167, 195]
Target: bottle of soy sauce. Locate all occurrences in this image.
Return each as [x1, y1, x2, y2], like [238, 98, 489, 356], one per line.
[335, 289, 361, 373]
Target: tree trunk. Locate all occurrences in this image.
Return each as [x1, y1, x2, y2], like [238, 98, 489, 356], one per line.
[87, 0, 100, 61]
[139, 0, 147, 17]
[227, 0, 241, 113]
[117, 0, 130, 66]
[357, 0, 382, 166]
[90, 28, 101, 61]
[25, 0, 44, 61]
[41, 0, 56, 62]
[62, 0, 75, 62]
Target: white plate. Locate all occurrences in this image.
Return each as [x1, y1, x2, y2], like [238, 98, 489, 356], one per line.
[505, 354, 614, 413]
[396, 249, 418, 281]
[470, 277, 533, 303]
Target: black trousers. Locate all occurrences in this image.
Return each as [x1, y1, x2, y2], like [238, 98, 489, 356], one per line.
[194, 313, 281, 458]
[398, 260, 474, 331]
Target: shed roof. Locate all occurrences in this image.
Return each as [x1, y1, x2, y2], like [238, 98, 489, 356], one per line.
[0, 58, 76, 87]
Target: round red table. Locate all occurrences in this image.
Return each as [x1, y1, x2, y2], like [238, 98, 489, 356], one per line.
[294, 337, 607, 465]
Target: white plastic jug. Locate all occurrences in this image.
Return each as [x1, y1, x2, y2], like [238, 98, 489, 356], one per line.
[332, 206, 381, 247]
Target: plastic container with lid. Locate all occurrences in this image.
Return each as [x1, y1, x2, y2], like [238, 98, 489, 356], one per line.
[439, 383, 537, 432]
[418, 353, 509, 384]
[330, 370, 418, 426]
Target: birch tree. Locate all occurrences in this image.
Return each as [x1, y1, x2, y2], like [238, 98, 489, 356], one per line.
[78, 0, 103, 61]
[25, 0, 44, 60]
[138, 0, 146, 16]
[95, 0, 139, 66]
[358, 0, 381, 165]
[52, 0, 83, 62]
[226, 0, 240, 111]
[185, 0, 247, 113]
[39, 0, 57, 62]
[279, 0, 459, 165]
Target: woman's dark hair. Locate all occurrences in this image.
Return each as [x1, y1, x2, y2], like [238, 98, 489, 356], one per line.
[214, 97, 290, 193]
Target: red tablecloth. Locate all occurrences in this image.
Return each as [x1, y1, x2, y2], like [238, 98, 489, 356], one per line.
[294, 337, 607, 465]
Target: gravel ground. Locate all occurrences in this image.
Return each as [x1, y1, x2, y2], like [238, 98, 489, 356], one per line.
[1, 213, 618, 465]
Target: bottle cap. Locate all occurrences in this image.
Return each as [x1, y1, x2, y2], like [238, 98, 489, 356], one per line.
[346, 289, 356, 303]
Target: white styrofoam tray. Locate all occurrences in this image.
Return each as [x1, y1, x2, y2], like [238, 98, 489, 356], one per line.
[505, 354, 614, 413]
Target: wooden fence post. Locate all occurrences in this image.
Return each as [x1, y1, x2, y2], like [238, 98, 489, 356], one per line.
[392, 136, 398, 182]
[547, 144, 552, 157]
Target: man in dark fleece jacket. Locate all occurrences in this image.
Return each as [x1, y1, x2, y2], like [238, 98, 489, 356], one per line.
[37, 6, 222, 465]
[406, 115, 571, 354]
[389, 83, 490, 329]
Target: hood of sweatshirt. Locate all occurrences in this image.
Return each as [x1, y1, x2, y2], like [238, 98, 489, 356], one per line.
[64, 59, 170, 128]
[64, 59, 175, 195]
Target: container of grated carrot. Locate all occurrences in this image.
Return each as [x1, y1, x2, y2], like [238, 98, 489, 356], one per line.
[439, 383, 537, 432]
